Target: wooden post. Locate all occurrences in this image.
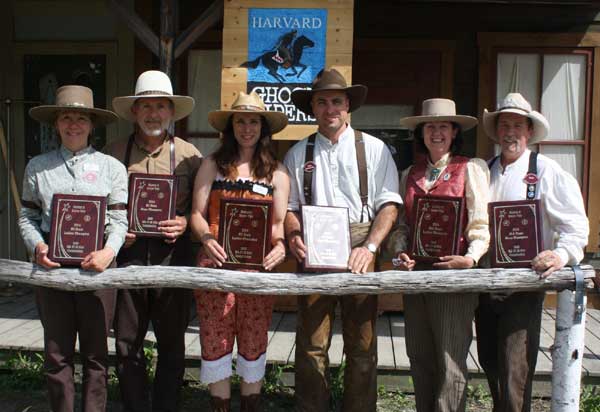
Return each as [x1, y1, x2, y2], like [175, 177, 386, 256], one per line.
[551, 290, 587, 411]
[159, 0, 176, 76]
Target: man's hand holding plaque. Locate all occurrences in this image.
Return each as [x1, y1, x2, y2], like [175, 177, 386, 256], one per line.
[217, 198, 273, 270]
[409, 194, 464, 262]
[48, 194, 107, 264]
[127, 172, 178, 238]
[489, 199, 543, 268]
[301, 205, 352, 272]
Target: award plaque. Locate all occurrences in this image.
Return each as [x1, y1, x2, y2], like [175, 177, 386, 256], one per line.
[301, 205, 351, 272]
[218, 198, 273, 270]
[489, 199, 543, 268]
[409, 194, 464, 262]
[128, 173, 178, 237]
[48, 194, 106, 264]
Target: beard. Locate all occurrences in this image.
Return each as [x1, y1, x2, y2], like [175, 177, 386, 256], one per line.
[139, 120, 170, 137]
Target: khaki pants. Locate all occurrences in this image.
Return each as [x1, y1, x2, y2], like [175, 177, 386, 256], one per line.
[475, 292, 544, 412]
[404, 293, 478, 412]
[294, 293, 378, 412]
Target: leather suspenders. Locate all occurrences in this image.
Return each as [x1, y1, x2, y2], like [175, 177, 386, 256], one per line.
[303, 130, 370, 222]
[488, 151, 538, 199]
[124, 134, 176, 173]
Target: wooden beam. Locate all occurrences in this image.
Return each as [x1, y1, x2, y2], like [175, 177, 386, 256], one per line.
[107, 0, 159, 57]
[0, 259, 594, 294]
[174, 0, 224, 59]
[159, 0, 176, 76]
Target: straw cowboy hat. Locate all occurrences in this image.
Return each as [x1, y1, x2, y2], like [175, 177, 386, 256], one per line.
[29, 85, 118, 126]
[400, 98, 478, 131]
[291, 68, 368, 116]
[208, 91, 288, 134]
[112, 70, 195, 122]
[483, 92, 549, 144]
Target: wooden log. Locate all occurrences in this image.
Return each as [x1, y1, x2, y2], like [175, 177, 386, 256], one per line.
[159, 0, 176, 76]
[0, 259, 594, 294]
[174, 0, 224, 59]
[107, 0, 159, 57]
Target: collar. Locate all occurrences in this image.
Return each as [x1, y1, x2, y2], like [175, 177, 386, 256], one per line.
[59, 145, 94, 160]
[133, 133, 170, 156]
[316, 124, 353, 148]
[427, 152, 451, 169]
[499, 148, 530, 173]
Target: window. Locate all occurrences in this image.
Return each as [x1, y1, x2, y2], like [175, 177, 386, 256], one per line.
[494, 49, 592, 189]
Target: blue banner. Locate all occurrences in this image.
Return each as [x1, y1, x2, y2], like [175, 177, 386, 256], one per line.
[242, 8, 328, 124]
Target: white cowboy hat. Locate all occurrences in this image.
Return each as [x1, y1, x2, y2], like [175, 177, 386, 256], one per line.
[208, 91, 288, 134]
[399, 98, 478, 131]
[112, 70, 195, 122]
[482, 92, 549, 144]
[29, 85, 118, 126]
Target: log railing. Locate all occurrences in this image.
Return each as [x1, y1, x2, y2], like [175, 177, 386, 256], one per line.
[0, 259, 594, 412]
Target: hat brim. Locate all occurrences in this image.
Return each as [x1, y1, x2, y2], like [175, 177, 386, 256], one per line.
[29, 106, 118, 126]
[482, 108, 549, 144]
[112, 95, 195, 122]
[399, 115, 478, 132]
[208, 109, 288, 134]
[291, 84, 368, 116]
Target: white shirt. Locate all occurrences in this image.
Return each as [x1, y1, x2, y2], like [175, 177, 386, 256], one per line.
[284, 125, 402, 223]
[490, 149, 589, 266]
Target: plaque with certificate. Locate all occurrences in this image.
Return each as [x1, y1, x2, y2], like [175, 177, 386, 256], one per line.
[489, 199, 543, 268]
[409, 194, 464, 262]
[218, 198, 273, 270]
[301, 205, 351, 272]
[48, 194, 106, 264]
[128, 173, 178, 237]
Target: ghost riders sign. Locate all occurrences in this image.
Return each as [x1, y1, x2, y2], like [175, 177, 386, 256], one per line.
[242, 9, 327, 124]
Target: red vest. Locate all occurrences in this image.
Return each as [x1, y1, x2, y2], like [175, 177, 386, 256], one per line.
[405, 155, 469, 256]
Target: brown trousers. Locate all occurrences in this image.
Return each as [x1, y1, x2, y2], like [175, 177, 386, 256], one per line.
[36, 287, 116, 412]
[403, 293, 478, 412]
[475, 292, 544, 412]
[294, 294, 378, 412]
[114, 237, 194, 412]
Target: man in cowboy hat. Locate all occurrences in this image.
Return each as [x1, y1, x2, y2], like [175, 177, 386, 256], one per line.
[283, 68, 403, 412]
[476, 92, 588, 411]
[104, 70, 202, 412]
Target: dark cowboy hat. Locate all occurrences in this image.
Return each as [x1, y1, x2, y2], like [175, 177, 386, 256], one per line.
[291, 68, 368, 116]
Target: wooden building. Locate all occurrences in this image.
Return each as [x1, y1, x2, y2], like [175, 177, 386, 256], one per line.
[1, 0, 599, 267]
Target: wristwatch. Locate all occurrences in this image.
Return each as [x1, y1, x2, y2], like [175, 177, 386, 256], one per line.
[365, 242, 378, 254]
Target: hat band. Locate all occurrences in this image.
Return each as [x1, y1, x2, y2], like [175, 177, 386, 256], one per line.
[232, 104, 264, 112]
[136, 90, 173, 97]
[499, 105, 530, 114]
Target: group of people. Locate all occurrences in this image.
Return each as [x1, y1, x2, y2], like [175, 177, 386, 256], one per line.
[17, 66, 588, 412]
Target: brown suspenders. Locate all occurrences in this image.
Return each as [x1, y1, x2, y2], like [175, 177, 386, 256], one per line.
[303, 130, 370, 221]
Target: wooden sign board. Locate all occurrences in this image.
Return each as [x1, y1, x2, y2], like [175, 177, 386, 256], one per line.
[221, 0, 354, 140]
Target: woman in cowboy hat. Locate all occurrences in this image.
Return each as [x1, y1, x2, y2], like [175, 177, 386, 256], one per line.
[393, 98, 490, 412]
[190, 91, 289, 412]
[18, 85, 128, 411]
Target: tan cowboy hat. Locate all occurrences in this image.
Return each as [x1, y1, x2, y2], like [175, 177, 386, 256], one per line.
[29, 85, 117, 126]
[483, 92, 549, 144]
[291, 68, 368, 116]
[208, 91, 288, 134]
[400, 98, 478, 131]
[112, 70, 195, 122]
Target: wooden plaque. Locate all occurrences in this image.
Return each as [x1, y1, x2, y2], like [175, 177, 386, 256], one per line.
[409, 194, 464, 262]
[128, 173, 178, 237]
[489, 199, 543, 268]
[218, 198, 273, 270]
[48, 194, 106, 264]
[301, 205, 351, 272]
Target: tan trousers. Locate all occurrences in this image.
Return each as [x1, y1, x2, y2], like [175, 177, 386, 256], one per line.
[294, 294, 378, 412]
[404, 293, 478, 412]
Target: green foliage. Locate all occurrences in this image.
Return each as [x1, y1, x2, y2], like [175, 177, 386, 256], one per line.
[330, 361, 345, 411]
[0, 352, 46, 390]
[582, 386, 600, 412]
[466, 384, 491, 403]
[143, 342, 156, 381]
[263, 363, 292, 394]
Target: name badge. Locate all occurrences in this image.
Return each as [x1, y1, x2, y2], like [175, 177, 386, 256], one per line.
[83, 163, 100, 172]
[252, 184, 268, 196]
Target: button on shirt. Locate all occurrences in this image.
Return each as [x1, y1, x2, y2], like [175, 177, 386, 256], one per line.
[284, 126, 403, 223]
[18, 145, 129, 256]
[490, 149, 589, 265]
